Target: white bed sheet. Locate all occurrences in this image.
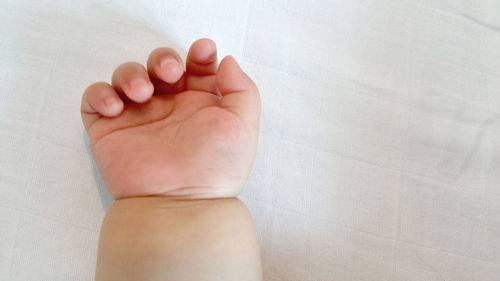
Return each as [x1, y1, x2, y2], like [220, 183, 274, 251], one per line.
[1, 0, 500, 280]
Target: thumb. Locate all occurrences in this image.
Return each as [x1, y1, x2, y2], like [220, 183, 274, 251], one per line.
[216, 56, 260, 129]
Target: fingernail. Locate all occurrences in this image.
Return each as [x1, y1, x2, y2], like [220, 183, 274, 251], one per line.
[160, 58, 183, 83]
[129, 78, 148, 90]
[160, 57, 179, 70]
[104, 95, 118, 106]
[128, 78, 154, 103]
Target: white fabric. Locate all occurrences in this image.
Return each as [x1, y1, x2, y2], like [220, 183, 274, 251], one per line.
[1, 0, 500, 280]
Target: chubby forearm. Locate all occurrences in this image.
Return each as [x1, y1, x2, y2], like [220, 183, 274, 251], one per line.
[95, 197, 262, 281]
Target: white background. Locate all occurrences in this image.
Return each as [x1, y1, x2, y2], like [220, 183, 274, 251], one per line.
[1, 0, 500, 280]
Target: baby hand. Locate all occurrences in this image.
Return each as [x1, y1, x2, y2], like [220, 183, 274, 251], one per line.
[81, 39, 260, 199]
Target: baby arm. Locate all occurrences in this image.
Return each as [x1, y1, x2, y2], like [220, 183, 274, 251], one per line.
[96, 198, 261, 281]
[81, 39, 262, 281]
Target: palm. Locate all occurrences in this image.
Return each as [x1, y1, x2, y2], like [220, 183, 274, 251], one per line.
[82, 40, 260, 199]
